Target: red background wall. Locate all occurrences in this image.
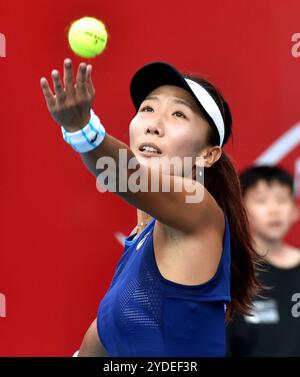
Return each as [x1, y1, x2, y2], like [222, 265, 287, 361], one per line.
[0, 0, 299, 356]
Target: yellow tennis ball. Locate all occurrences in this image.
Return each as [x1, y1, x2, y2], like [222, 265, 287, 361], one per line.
[68, 17, 108, 58]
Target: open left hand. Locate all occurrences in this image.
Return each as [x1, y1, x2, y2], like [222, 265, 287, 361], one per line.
[40, 58, 96, 132]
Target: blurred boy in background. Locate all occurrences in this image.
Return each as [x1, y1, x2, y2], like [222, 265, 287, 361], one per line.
[226, 165, 300, 356]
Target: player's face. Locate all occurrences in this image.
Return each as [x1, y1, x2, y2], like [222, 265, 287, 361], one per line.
[129, 85, 210, 176]
[243, 180, 299, 242]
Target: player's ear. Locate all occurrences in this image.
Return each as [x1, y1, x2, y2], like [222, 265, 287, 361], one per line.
[196, 146, 222, 168]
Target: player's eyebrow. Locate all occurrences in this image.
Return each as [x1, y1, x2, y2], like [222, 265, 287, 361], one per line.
[144, 96, 194, 111]
[173, 98, 194, 111]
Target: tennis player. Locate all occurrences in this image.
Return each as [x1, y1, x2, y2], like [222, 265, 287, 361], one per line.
[40, 60, 261, 356]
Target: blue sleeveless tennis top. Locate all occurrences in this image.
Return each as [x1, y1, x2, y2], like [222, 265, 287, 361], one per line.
[97, 214, 231, 357]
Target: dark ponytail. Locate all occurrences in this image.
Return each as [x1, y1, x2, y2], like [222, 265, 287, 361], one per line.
[185, 74, 263, 322]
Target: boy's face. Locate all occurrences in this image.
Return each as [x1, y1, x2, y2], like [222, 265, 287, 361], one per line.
[243, 180, 299, 242]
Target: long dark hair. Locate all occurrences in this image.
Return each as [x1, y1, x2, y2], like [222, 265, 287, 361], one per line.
[185, 74, 263, 322]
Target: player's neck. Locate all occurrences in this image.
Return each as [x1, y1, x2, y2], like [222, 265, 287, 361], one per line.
[136, 210, 152, 235]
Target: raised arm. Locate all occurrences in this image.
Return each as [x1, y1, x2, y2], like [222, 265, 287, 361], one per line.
[40, 59, 223, 234]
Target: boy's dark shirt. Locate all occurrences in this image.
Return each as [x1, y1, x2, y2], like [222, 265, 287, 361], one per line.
[227, 260, 300, 356]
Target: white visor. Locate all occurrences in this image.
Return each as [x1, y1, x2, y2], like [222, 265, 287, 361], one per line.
[185, 78, 225, 147]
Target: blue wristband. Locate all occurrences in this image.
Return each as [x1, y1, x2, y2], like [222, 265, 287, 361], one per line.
[61, 109, 106, 153]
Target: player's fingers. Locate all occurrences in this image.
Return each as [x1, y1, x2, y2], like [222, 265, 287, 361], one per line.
[75, 62, 88, 97]
[86, 64, 95, 97]
[51, 69, 66, 105]
[40, 77, 56, 109]
[63, 58, 75, 96]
